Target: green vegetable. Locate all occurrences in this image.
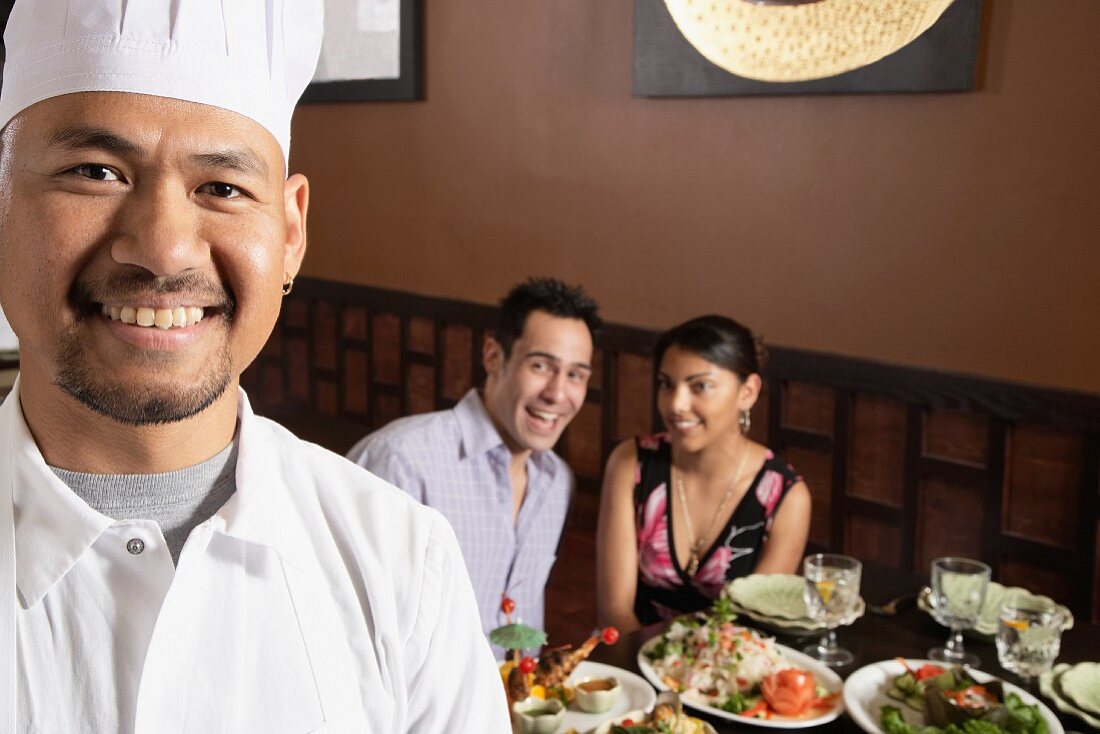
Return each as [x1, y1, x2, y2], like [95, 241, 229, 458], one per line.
[881, 705, 917, 734]
[720, 692, 753, 714]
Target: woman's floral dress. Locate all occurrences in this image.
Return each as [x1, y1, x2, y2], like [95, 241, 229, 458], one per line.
[632, 433, 802, 624]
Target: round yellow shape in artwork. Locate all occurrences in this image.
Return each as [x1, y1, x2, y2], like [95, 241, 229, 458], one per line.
[663, 0, 956, 83]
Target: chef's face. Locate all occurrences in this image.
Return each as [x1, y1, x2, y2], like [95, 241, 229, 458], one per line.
[0, 92, 308, 424]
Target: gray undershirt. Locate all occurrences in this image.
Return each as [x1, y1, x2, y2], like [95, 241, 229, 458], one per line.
[49, 441, 238, 565]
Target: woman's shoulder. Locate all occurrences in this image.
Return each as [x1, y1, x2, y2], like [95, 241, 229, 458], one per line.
[758, 447, 804, 488]
[635, 432, 670, 454]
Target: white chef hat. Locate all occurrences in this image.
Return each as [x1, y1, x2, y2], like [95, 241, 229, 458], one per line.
[0, 0, 324, 169]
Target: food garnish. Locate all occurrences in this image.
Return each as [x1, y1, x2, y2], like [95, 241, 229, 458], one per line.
[490, 601, 620, 709]
[643, 598, 835, 720]
[879, 663, 1048, 734]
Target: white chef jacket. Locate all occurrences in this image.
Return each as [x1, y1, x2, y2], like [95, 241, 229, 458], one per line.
[0, 379, 510, 733]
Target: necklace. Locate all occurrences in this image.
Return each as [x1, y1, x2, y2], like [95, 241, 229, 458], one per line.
[674, 448, 751, 578]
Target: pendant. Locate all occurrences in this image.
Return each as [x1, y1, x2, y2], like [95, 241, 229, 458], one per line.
[686, 553, 699, 577]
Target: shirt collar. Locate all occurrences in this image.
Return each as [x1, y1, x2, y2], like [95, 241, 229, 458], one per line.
[452, 389, 559, 476]
[5, 379, 113, 609]
[4, 381, 313, 608]
[205, 389, 314, 572]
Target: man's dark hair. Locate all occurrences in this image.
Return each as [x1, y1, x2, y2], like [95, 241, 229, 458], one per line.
[494, 277, 601, 357]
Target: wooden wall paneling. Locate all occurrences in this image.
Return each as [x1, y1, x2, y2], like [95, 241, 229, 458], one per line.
[341, 305, 368, 341]
[848, 395, 906, 507]
[287, 334, 310, 404]
[1004, 425, 1082, 549]
[372, 313, 401, 386]
[406, 362, 435, 415]
[999, 558, 1076, 616]
[407, 316, 434, 356]
[374, 390, 402, 429]
[901, 405, 923, 571]
[317, 379, 338, 415]
[924, 409, 988, 465]
[831, 390, 851, 554]
[785, 445, 834, 549]
[440, 324, 473, 403]
[260, 363, 285, 406]
[615, 352, 654, 443]
[397, 316, 409, 416]
[749, 381, 769, 445]
[980, 419, 1006, 579]
[313, 300, 338, 372]
[846, 512, 902, 567]
[600, 349, 619, 473]
[915, 477, 985, 571]
[343, 349, 369, 417]
[1084, 432, 1100, 621]
[783, 382, 834, 436]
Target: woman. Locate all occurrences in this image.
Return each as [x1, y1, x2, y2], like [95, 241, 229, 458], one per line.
[596, 315, 811, 633]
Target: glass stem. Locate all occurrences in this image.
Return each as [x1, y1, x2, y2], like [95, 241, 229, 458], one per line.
[946, 628, 966, 659]
[819, 628, 838, 653]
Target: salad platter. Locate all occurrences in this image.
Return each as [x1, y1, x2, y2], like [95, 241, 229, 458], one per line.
[636, 607, 844, 728]
[843, 658, 1062, 734]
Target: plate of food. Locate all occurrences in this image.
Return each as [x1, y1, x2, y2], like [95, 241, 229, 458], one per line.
[843, 658, 1062, 734]
[635, 602, 844, 728]
[588, 692, 717, 734]
[495, 598, 656, 734]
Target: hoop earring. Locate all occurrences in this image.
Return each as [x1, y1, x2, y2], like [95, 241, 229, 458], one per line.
[281, 274, 294, 297]
[739, 409, 751, 435]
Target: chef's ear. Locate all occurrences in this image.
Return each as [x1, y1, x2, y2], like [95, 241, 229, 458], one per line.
[282, 173, 309, 275]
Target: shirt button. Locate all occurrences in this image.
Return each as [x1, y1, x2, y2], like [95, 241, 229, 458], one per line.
[126, 538, 145, 555]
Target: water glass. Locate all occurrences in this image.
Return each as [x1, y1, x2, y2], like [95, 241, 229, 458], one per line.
[927, 557, 991, 667]
[802, 553, 862, 667]
[996, 596, 1064, 684]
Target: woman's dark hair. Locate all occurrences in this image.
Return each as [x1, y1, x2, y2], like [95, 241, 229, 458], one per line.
[654, 315, 763, 381]
[495, 277, 601, 358]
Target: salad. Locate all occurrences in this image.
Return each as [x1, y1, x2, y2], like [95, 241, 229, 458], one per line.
[879, 661, 1048, 734]
[642, 600, 837, 719]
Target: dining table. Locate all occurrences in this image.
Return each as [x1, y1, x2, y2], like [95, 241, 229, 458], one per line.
[586, 560, 1099, 733]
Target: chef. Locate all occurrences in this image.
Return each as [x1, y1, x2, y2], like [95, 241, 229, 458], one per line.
[0, 1, 508, 732]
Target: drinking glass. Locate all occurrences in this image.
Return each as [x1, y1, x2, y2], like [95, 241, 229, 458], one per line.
[996, 596, 1064, 685]
[927, 557, 991, 667]
[802, 553, 862, 667]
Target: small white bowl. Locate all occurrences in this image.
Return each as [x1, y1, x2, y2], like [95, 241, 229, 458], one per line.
[512, 696, 565, 734]
[574, 676, 621, 714]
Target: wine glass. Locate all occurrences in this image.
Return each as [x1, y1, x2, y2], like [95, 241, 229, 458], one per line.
[802, 553, 862, 667]
[996, 596, 1065, 686]
[927, 557, 990, 667]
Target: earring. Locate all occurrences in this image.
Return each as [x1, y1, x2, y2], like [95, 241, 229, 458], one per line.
[739, 409, 751, 435]
[281, 274, 294, 297]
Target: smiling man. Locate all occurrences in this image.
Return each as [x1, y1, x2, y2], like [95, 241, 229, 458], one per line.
[0, 1, 506, 732]
[348, 278, 600, 655]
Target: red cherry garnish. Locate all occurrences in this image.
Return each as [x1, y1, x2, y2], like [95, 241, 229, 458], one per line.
[621, 719, 634, 727]
[519, 656, 536, 675]
[601, 626, 620, 645]
[500, 596, 516, 615]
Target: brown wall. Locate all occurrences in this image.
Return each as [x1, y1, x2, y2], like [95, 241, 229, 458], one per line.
[289, 0, 1100, 395]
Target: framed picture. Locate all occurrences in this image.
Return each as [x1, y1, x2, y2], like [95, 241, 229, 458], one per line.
[302, 0, 423, 103]
[633, 0, 983, 96]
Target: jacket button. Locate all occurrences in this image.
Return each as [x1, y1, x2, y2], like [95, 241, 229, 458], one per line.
[126, 538, 145, 555]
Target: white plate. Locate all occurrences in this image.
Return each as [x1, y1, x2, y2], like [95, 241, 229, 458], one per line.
[843, 658, 1064, 734]
[591, 709, 718, 734]
[636, 637, 845, 728]
[511, 661, 657, 734]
